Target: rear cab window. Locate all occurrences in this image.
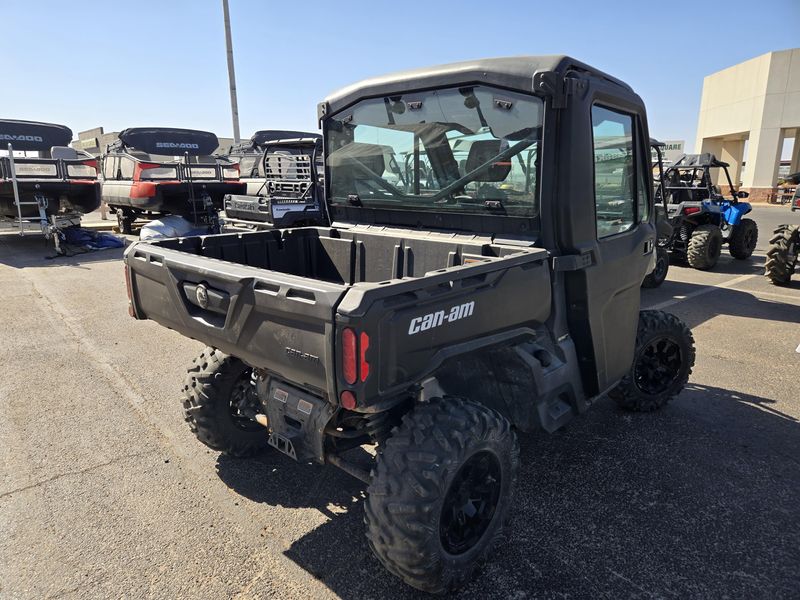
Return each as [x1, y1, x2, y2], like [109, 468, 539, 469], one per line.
[325, 85, 542, 226]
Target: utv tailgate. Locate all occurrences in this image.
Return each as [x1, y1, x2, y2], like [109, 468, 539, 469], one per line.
[125, 242, 346, 395]
[125, 228, 551, 405]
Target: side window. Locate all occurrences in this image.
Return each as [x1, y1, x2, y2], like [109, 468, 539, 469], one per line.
[119, 156, 135, 179]
[103, 156, 117, 179]
[592, 105, 635, 238]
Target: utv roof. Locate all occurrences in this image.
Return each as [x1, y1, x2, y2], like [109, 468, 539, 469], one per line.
[116, 127, 219, 156]
[0, 119, 73, 152]
[321, 55, 633, 117]
[671, 153, 729, 169]
[227, 130, 321, 155]
[251, 130, 321, 146]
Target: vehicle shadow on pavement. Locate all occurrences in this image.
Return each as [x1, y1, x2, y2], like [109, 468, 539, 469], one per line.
[215, 384, 800, 598]
[645, 280, 800, 327]
[668, 252, 766, 277]
[0, 233, 129, 269]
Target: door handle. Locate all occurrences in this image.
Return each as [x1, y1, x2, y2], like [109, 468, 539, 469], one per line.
[643, 239, 654, 254]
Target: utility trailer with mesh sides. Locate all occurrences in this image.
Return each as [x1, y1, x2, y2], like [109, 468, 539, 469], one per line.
[124, 56, 697, 594]
[0, 119, 101, 254]
[223, 130, 325, 229]
[100, 127, 245, 234]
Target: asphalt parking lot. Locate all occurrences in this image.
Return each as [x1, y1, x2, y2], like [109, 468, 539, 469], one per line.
[1, 205, 798, 599]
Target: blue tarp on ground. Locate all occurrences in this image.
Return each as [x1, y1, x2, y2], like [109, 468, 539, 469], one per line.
[62, 228, 125, 250]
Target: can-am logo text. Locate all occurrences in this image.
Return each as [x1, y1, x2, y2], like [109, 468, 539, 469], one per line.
[155, 142, 200, 149]
[0, 134, 44, 142]
[408, 301, 475, 335]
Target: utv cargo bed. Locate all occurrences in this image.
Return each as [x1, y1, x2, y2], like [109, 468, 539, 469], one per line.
[125, 226, 551, 399]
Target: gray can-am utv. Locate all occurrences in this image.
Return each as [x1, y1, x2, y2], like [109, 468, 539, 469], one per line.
[123, 56, 696, 594]
[223, 130, 325, 229]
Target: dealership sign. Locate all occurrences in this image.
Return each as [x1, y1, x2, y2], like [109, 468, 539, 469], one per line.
[652, 140, 686, 164]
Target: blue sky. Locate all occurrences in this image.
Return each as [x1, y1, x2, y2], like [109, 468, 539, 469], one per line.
[2, 0, 797, 151]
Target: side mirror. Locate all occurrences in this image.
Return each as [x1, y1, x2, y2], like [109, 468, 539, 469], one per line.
[736, 190, 749, 199]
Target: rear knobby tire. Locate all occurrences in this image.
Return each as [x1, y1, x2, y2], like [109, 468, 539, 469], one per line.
[764, 224, 799, 286]
[365, 397, 519, 594]
[609, 310, 695, 412]
[728, 217, 758, 259]
[687, 224, 722, 270]
[182, 347, 268, 457]
[642, 246, 670, 288]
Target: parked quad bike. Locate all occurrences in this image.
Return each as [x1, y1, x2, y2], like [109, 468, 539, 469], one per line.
[659, 154, 757, 271]
[765, 224, 799, 286]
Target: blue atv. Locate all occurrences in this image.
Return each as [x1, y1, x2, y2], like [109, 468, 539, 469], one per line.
[659, 153, 758, 270]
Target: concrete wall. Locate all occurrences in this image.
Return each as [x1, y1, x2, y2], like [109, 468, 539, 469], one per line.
[695, 48, 800, 201]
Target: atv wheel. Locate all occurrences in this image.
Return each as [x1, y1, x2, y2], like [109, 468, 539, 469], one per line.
[764, 224, 799, 286]
[116, 211, 133, 235]
[365, 397, 519, 594]
[182, 347, 268, 457]
[686, 224, 722, 270]
[609, 310, 695, 412]
[642, 246, 669, 288]
[728, 217, 758, 259]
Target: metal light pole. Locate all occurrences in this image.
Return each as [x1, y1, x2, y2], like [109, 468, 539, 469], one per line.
[222, 0, 241, 143]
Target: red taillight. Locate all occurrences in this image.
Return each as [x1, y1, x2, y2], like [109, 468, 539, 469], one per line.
[342, 328, 357, 384]
[342, 328, 371, 389]
[359, 332, 370, 382]
[82, 159, 98, 169]
[683, 206, 701, 215]
[340, 390, 356, 410]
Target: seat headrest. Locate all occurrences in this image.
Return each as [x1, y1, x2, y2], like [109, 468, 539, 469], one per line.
[51, 146, 81, 160]
[465, 139, 510, 182]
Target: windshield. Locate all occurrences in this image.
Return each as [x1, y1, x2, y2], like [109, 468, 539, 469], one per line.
[325, 85, 542, 217]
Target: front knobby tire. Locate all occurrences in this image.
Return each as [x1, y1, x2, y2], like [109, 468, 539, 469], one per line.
[609, 310, 695, 412]
[764, 224, 799, 286]
[182, 347, 268, 457]
[365, 397, 519, 594]
[642, 246, 670, 288]
[728, 217, 758, 259]
[687, 224, 722, 270]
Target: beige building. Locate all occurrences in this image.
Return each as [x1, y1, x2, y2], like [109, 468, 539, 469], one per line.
[695, 48, 800, 202]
